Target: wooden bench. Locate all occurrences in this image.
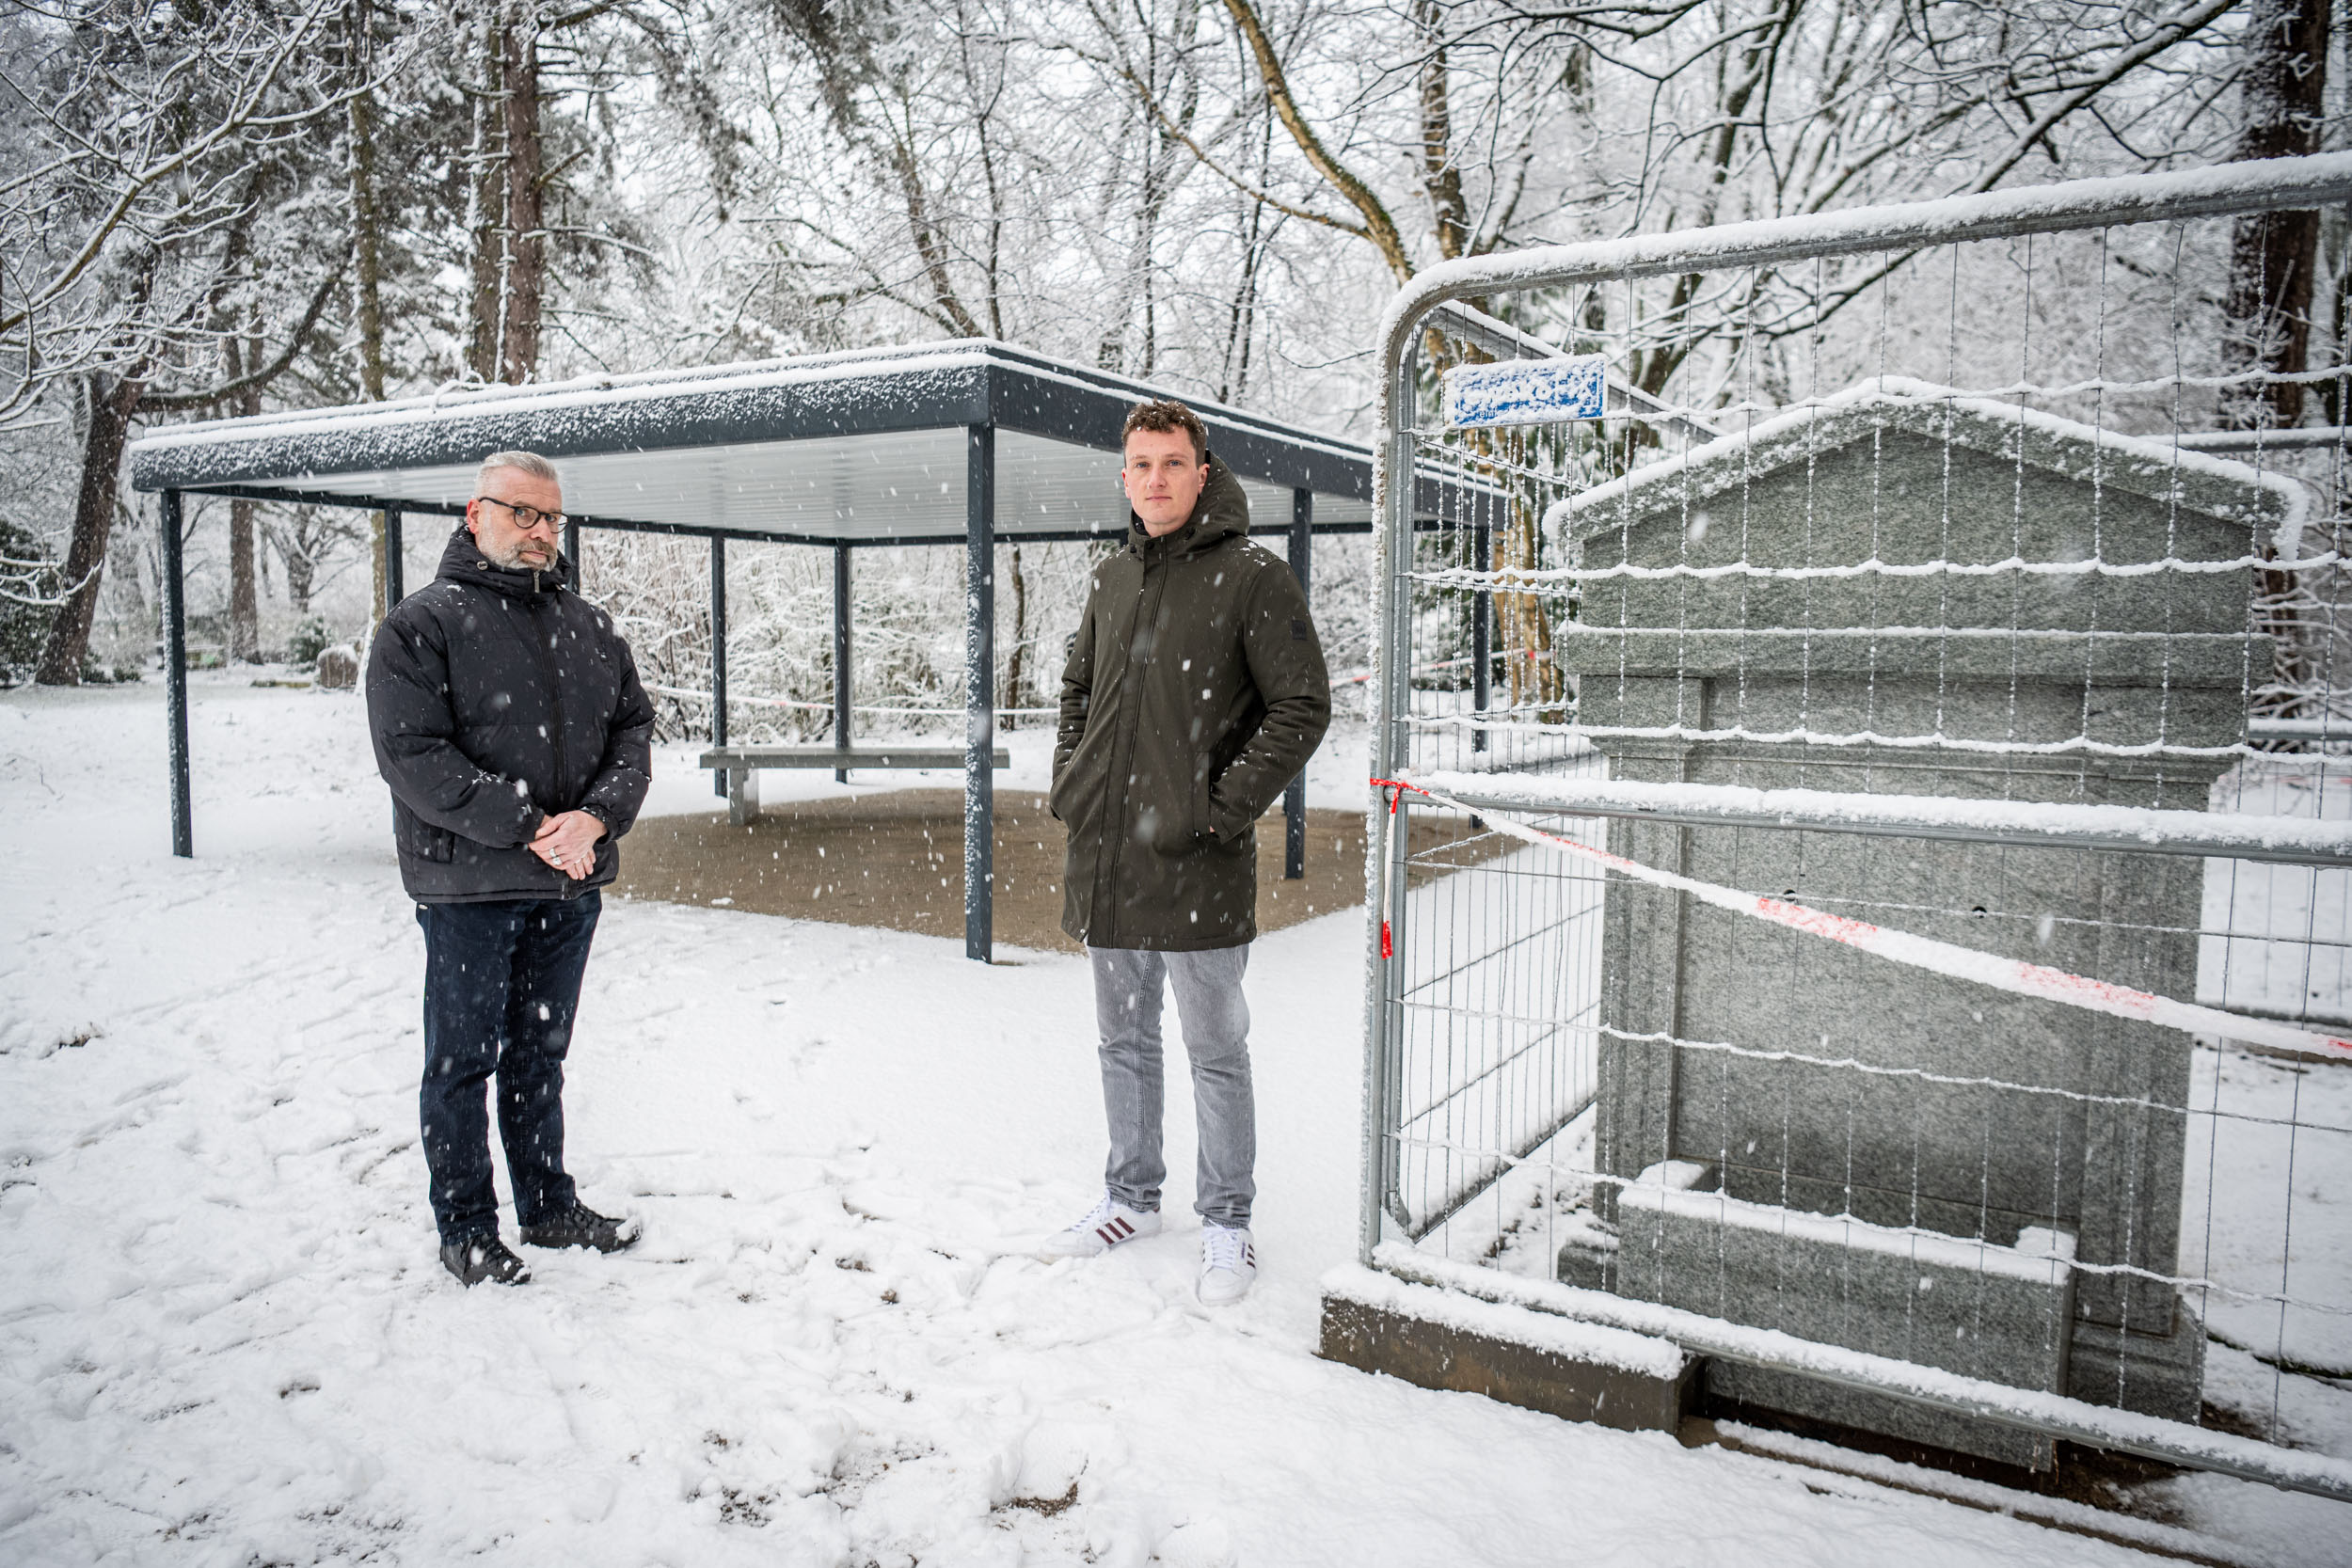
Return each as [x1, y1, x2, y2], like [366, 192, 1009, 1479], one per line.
[699, 745, 1012, 825]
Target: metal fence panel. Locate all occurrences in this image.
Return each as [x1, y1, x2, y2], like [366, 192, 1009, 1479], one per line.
[1362, 154, 2352, 1496]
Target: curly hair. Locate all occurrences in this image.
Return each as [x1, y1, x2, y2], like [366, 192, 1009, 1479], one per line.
[1120, 399, 1207, 464]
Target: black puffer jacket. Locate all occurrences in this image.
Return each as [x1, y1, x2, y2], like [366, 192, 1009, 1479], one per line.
[366, 526, 656, 903]
[1053, 456, 1330, 950]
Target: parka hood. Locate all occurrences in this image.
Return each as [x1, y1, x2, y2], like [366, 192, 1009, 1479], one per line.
[1129, 454, 1249, 559]
[435, 523, 576, 598]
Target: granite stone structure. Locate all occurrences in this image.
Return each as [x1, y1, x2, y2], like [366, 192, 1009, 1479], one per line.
[1551, 381, 2302, 1465]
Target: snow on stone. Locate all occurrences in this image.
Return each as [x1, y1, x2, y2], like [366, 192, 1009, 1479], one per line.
[1614, 1182, 2073, 1285]
[1319, 1263, 1687, 1379]
[1373, 1244, 2352, 1502]
[1549, 377, 2310, 557]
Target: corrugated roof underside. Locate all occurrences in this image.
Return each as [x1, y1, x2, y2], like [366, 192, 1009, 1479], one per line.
[216, 426, 1371, 538]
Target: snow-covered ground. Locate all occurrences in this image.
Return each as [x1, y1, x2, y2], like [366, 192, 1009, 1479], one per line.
[4, 674, 2346, 1564]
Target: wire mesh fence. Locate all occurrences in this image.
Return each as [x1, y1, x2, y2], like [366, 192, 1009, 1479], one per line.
[1361, 156, 2352, 1492]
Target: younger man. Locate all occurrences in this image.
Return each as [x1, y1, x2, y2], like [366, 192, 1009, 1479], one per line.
[1041, 401, 1330, 1305]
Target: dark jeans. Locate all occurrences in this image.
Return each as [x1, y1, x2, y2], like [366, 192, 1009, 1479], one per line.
[415, 892, 601, 1243]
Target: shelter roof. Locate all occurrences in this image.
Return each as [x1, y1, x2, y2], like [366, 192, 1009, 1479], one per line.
[124, 341, 1421, 544]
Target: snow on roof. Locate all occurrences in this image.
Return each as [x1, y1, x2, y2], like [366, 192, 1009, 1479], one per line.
[122, 340, 1397, 542]
[127, 339, 1367, 469]
[1551, 377, 2311, 558]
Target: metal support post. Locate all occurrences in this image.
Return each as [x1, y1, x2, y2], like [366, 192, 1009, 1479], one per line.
[834, 541, 852, 783]
[1360, 345, 1418, 1264]
[710, 534, 728, 798]
[162, 489, 192, 859]
[1471, 500, 1491, 756]
[965, 425, 995, 962]
[1285, 488, 1312, 879]
[564, 516, 581, 582]
[384, 507, 405, 608]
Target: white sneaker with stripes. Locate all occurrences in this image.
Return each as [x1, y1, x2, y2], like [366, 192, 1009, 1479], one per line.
[1037, 1194, 1161, 1259]
[1197, 1223, 1257, 1307]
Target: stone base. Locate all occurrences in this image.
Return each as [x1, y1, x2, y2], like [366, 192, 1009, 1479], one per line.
[1704, 1361, 2052, 1471]
[1555, 1235, 1617, 1293]
[2069, 1305, 2206, 1423]
[1318, 1289, 1696, 1433]
[1615, 1167, 2075, 1470]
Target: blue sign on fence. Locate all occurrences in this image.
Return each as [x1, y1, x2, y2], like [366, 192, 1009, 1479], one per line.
[1442, 355, 1609, 428]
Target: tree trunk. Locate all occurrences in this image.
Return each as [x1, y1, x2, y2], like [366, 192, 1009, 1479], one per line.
[497, 12, 545, 382]
[346, 0, 390, 621]
[229, 499, 260, 660]
[2222, 0, 2331, 723]
[35, 372, 145, 685]
[1417, 0, 1467, 264]
[1004, 544, 1028, 729]
[283, 528, 317, 616]
[465, 9, 503, 383]
[1495, 494, 1561, 720]
[227, 350, 262, 662]
[2224, 0, 2330, 430]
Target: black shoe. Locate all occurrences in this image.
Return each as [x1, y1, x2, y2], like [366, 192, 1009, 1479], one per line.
[441, 1233, 532, 1287]
[519, 1201, 641, 1253]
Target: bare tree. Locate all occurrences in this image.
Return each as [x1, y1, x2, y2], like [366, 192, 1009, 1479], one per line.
[0, 2, 357, 425]
[267, 505, 367, 617]
[8, 4, 373, 683]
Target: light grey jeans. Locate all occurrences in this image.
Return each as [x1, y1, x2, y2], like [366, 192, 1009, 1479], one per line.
[1089, 943, 1254, 1228]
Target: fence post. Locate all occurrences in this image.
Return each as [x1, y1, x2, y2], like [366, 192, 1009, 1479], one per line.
[965, 424, 995, 962]
[834, 540, 853, 783]
[1361, 344, 1419, 1262]
[162, 489, 191, 860]
[1472, 498, 1490, 755]
[710, 534, 727, 798]
[1286, 488, 1312, 879]
[384, 506, 405, 608]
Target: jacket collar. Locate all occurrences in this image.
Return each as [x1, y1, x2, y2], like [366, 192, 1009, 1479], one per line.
[434, 524, 574, 600]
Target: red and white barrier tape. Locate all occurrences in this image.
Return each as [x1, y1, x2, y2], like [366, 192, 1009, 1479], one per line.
[1372, 775, 2352, 1064]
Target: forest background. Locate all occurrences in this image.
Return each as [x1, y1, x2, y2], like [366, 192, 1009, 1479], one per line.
[0, 0, 2344, 743]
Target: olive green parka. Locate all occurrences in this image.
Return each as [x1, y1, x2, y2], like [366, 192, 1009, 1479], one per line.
[1052, 455, 1331, 950]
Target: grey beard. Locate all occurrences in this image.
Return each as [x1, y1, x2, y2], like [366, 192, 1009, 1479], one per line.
[479, 535, 548, 571]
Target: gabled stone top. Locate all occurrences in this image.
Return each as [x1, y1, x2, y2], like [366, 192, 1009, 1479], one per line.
[1554, 376, 2310, 558]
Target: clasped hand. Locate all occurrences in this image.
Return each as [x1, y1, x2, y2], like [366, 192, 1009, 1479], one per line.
[530, 809, 605, 880]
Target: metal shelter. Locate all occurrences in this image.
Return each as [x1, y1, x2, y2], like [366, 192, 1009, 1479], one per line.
[126, 339, 1463, 960]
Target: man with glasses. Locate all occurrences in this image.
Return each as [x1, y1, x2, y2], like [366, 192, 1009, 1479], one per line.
[366, 451, 656, 1286]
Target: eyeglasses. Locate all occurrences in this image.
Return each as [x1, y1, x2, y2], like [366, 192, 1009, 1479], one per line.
[475, 495, 567, 531]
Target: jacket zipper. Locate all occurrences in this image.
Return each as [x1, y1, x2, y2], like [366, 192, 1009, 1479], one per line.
[1095, 540, 1168, 945]
[518, 589, 575, 895]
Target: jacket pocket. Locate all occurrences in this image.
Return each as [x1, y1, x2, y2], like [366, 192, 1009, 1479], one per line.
[1189, 755, 1214, 844]
[393, 802, 455, 863]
